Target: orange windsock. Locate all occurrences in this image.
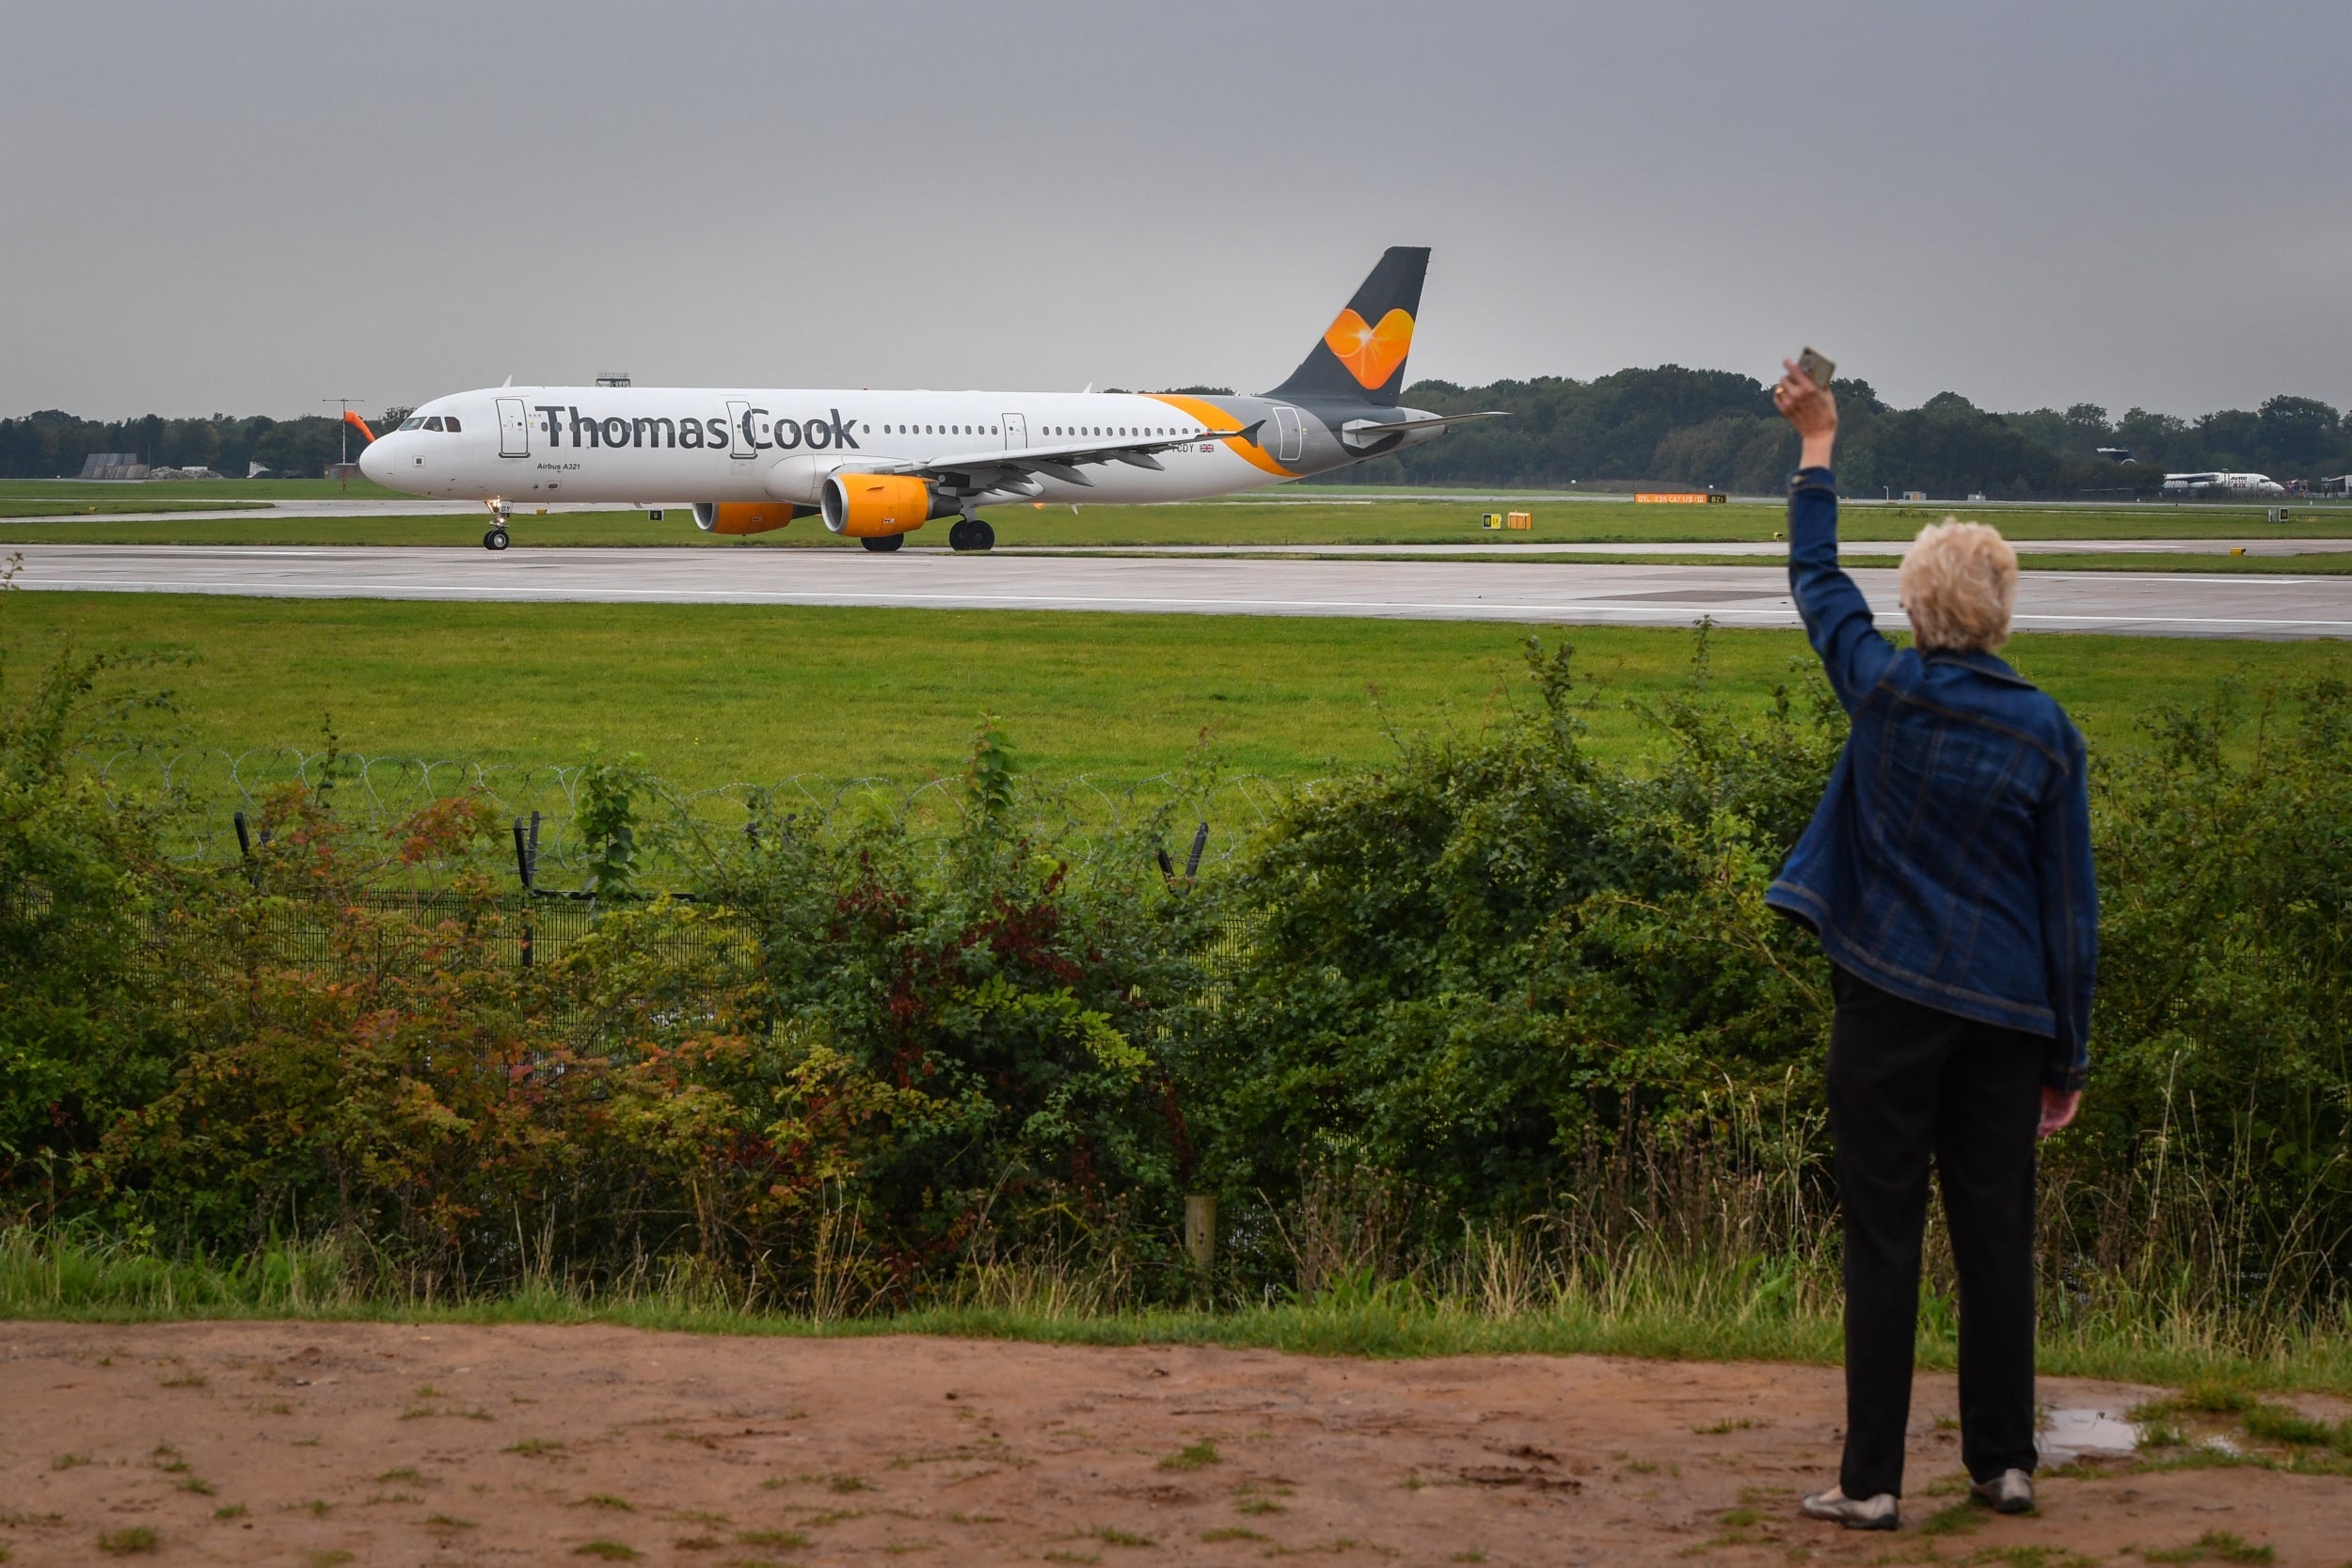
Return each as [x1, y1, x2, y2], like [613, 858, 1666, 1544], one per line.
[343, 409, 378, 444]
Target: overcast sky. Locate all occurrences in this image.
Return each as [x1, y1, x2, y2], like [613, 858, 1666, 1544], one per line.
[5, 1, 2346, 420]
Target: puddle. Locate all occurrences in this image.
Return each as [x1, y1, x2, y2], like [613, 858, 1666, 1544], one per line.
[2039, 1406, 2141, 1462]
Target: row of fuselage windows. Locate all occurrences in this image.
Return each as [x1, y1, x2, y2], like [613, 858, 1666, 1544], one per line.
[412, 415, 1195, 441]
[879, 423, 1195, 440]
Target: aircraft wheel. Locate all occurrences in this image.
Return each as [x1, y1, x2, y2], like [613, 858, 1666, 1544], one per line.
[966, 518, 994, 551]
[860, 533, 903, 553]
[484, 527, 511, 551]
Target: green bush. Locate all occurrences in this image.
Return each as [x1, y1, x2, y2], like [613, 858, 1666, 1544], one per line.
[1187, 636, 1841, 1220]
[0, 601, 190, 1214]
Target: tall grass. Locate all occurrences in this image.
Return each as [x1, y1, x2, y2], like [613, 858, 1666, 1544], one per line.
[13, 1099, 2349, 1399]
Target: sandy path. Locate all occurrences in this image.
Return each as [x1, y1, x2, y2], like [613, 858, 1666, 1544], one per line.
[2, 1321, 2345, 1566]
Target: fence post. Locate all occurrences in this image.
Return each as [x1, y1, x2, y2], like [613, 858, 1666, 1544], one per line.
[1184, 1195, 1217, 1272]
[512, 816, 538, 970]
[233, 810, 261, 888]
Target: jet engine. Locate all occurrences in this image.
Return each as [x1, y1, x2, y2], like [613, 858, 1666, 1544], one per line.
[820, 473, 955, 537]
[694, 501, 811, 535]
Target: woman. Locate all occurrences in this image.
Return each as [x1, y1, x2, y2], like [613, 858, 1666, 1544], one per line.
[1765, 362, 2095, 1530]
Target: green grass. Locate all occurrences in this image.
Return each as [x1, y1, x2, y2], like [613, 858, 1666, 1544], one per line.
[6, 493, 2350, 546]
[8, 594, 2346, 794]
[6, 1227, 2351, 1398]
[0, 498, 270, 518]
[0, 508, 691, 547]
[0, 476, 409, 503]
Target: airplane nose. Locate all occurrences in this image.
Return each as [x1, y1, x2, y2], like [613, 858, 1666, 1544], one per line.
[357, 437, 387, 484]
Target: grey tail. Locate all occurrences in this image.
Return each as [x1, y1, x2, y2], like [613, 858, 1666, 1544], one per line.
[1263, 246, 1430, 407]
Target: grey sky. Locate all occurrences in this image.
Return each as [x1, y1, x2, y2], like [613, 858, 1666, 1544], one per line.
[5, 1, 2346, 420]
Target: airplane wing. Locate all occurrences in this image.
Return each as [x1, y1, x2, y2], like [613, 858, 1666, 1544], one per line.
[876, 421, 1265, 492]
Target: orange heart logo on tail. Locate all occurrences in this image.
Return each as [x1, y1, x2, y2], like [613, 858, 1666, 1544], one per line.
[1322, 308, 1415, 389]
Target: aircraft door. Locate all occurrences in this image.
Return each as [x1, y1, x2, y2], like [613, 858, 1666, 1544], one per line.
[496, 397, 530, 458]
[1001, 413, 1028, 450]
[726, 400, 755, 459]
[1272, 404, 1305, 463]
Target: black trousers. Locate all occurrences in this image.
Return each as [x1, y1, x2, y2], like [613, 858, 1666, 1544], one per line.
[1828, 964, 2042, 1498]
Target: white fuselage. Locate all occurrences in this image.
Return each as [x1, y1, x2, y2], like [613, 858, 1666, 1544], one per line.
[2161, 470, 2287, 497]
[358, 386, 1309, 510]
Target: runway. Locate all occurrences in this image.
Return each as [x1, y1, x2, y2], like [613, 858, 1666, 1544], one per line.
[11, 544, 2352, 638]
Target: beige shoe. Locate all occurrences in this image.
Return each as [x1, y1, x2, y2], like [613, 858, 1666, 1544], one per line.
[1970, 1468, 2034, 1514]
[1801, 1485, 1899, 1530]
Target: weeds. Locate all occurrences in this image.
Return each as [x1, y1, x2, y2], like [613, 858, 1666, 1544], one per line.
[1081, 1526, 1154, 1546]
[2140, 1533, 2277, 1564]
[1159, 1439, 1220, 1471]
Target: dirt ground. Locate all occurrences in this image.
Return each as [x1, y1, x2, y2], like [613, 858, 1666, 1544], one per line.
[3, 1322, 2348, 1567]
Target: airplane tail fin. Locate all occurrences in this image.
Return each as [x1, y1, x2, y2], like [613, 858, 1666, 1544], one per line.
[343, 409, 378, 444]
[1263, 245, 1430, 407]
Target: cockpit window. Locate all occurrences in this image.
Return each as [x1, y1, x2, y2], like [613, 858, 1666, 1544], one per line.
[400, 418, 425, 431]
[442, 417, 460, 433]
[423, 417, 445, 432]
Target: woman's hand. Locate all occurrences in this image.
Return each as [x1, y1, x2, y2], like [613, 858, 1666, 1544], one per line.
[2038, 1087, 2081, 1139]
[1773, 358, 1838, 471]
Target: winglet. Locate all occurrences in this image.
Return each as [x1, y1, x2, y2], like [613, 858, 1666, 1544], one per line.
[343, 410, 378, 444]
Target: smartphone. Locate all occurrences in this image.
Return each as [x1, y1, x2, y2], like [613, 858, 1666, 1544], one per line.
[1796, 346, 1836, 388]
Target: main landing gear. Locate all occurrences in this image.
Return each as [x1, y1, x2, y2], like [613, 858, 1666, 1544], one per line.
[483, 499, 511, 551]
[947, 517, 995, 552]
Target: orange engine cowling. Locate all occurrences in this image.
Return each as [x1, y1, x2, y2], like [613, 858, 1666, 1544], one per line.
[820, 473, 945, 537]
[695, 501, 809, 535]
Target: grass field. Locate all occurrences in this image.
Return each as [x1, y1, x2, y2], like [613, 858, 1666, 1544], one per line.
[0, 498, 270, 518]
[8, 492, 2352, 550]
[7, 592, 2343, 789]
[0, 476, 409, 502]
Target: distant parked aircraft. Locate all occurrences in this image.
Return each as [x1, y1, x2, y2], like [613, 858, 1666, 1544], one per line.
[2161, 471, 2286, 498]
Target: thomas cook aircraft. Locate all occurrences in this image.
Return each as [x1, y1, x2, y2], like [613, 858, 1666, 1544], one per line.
[356, 247, 1499, 550]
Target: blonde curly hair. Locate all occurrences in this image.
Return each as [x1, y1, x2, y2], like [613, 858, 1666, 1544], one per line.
[1899, 518, 2017, 652]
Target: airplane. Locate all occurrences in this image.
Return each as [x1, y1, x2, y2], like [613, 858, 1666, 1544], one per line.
[356, 246, 1501, 551]
[2161, 470, 2287, 498]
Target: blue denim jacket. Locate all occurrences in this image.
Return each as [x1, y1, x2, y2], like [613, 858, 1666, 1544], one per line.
[1765, 468, 2094, 1090]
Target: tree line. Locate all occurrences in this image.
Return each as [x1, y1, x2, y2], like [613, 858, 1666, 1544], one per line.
[1339, 370, 2352, 499]
[0, 408, 403, 480]
[7, 375, 2352, 498]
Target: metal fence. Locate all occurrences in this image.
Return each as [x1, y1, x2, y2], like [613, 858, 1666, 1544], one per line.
[90, 748, 1293, 893]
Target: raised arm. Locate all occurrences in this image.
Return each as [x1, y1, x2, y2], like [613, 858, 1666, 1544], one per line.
[1774, 360, 1893, 711]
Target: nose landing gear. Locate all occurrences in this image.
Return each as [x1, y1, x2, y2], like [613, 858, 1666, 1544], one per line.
[484, 499, 511, 552]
